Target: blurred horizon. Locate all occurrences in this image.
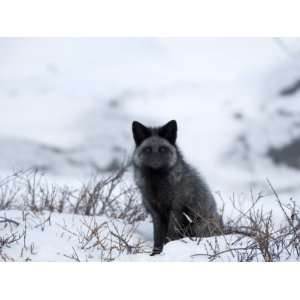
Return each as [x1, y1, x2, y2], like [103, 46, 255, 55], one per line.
[1, 37, 300, 197]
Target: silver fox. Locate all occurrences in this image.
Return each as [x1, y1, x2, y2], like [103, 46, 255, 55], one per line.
[132, 120, 222, 255]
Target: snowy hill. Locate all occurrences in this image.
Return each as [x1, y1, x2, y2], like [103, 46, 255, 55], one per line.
[1, 38, 300, 191]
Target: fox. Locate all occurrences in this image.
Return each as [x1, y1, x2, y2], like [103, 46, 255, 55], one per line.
[132, 120, 222, 255]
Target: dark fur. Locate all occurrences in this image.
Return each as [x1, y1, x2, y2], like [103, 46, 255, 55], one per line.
[132, 120, 222, 255]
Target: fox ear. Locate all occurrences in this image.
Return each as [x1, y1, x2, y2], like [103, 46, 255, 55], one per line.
[159, 120, 177, 145]
[132, 121, 151, 146]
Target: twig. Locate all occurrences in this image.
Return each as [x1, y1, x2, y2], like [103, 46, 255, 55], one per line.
[0, 216, 19, 226]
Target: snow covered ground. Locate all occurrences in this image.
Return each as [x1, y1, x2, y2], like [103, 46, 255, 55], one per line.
[1, 38, 300, 261]
[1, 205, 297, 262]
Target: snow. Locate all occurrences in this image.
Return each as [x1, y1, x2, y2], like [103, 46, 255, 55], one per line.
[1, 38, 300, 261]
[1, 207, 296, 262]
[0, 210, 151, 261]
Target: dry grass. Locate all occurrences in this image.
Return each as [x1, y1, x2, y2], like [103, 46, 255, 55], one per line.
[1, 166, 300, 261]
[0, 165, 146, 223]
[190, 181, 300, 261]
[0, 165, 147, 261]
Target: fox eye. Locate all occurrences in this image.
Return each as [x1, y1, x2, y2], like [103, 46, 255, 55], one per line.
[159, 146, 168, 153]
[143, 146, 152, 153]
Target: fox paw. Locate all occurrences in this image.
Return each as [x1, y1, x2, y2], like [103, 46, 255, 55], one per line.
[150, 247, 162, 256]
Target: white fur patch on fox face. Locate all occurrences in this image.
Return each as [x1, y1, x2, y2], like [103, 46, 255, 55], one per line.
[133, 136, 178, 170]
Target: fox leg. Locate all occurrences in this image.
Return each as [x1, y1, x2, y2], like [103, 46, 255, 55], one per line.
[150, 212, 169, 256]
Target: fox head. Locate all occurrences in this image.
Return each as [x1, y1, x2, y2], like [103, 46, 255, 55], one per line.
[132, 120, 178, 170]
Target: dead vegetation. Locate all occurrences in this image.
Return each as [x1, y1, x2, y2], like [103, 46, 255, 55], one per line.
[0, 165, 146, 223]
[190, 180, 300, 261]
[60, 217, 145, 261]
[0, 165, 147, 261]
[0, 166, 300, 261]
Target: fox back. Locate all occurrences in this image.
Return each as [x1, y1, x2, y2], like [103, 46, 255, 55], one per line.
[132, 120, 221, 255]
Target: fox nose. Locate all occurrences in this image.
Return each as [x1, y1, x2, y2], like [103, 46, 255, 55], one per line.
[150, 156, 163, 168]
